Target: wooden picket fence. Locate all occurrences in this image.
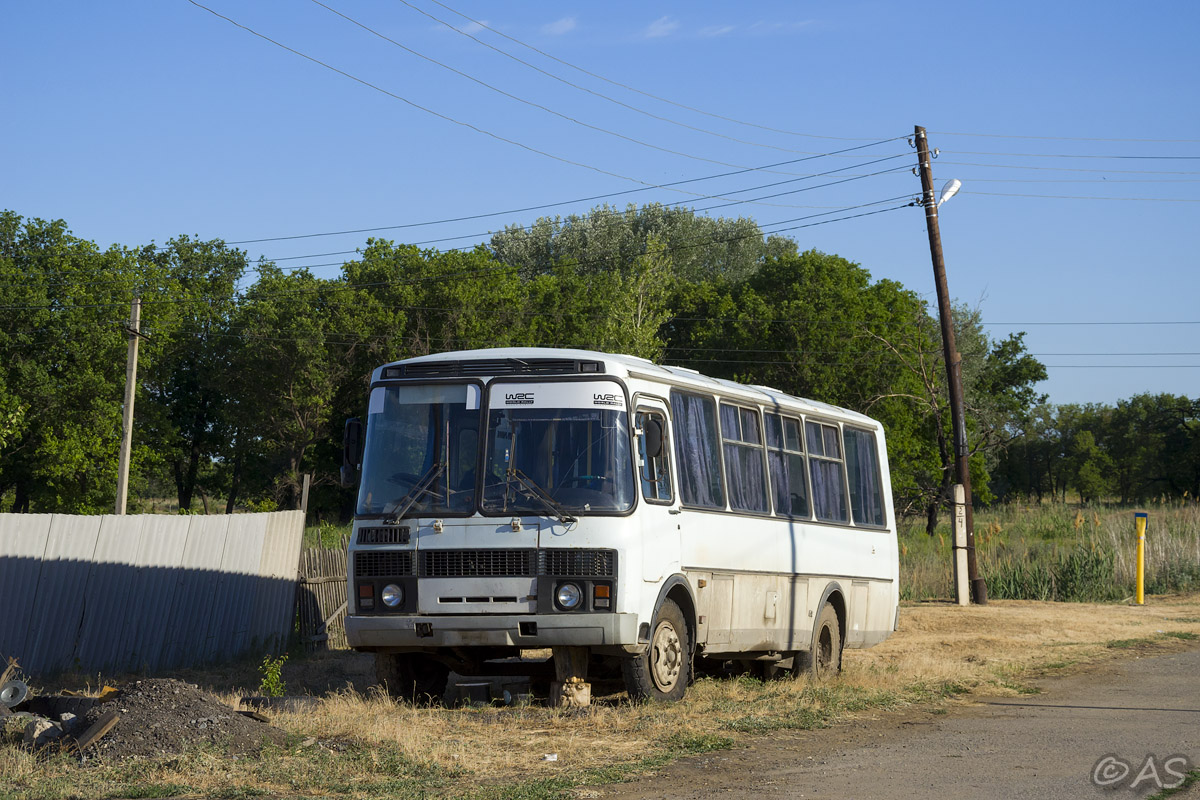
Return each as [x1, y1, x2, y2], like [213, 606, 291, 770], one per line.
[295, 539, 349, 650]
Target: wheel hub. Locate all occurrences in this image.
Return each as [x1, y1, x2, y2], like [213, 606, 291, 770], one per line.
[651, 621, 682, 690]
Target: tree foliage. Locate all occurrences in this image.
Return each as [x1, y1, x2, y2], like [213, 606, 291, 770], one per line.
[994, 394, 1200, 504]
[0, 205, 1074, 520]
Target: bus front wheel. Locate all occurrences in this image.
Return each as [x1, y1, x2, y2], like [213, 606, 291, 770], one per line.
[376, 652, 450, 705]
[622, 599, 691, 701]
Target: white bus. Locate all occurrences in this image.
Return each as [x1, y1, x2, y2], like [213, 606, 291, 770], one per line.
[342, 348, 898, 702]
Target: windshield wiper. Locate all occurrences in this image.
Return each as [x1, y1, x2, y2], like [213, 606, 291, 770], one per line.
[382, 462, 445, 523]
[506, 467, 577, 525]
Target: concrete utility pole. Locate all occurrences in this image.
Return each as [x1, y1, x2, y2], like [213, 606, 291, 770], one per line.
[913, 125, 985, 604]
[115, 296, 143, 515]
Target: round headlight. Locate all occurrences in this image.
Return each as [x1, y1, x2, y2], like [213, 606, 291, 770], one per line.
[381, 584, 404, 608]
[556, 582, 582, 610]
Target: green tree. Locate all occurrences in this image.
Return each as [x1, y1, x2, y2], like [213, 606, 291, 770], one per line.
[0, 212, 142, 512]
[136, 236, 246, 512]
[1067, 430, 1114, 504]
[489, 203, 789, 282]
[226, 266, 347, 509]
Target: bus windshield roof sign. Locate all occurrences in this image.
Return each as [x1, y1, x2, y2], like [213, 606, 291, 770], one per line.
[492, 381, 625, 411]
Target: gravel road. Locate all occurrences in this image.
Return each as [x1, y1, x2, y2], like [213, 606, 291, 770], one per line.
[594, 647, 1200, 799]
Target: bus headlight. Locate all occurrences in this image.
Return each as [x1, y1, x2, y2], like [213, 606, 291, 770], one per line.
[381, 584, 404, 608]
[555, 582, 583, 610]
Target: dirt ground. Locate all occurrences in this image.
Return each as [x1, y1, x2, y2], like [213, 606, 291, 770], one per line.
[589, 646, 1200, 799]
[5, 595, 1199, 799]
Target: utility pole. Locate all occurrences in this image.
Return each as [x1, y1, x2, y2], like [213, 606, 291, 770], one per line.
[914, 125, 985, 604]
[116, 296, 143, 515]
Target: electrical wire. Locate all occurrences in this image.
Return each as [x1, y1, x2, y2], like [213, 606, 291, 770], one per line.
[941, 150, 1200, 161]
[937, 177, 1200, 184]
[930, 130, 1200, 144]
[308, 0, 820, 173]
[414, 0, 884, 142]
[0, 200, 915, 311]
[186, 0, 899, 210]
[959, 190, 1200, 202]
[8, 322, 1198, 370]
[936, 161, 1200, 176]
[3, 159, 913, 282]
[394, 0, 884, 151]
[311, 0, 873, 167]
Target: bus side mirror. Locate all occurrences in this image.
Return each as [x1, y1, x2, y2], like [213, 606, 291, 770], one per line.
[341, 417, 363, 488]
[643, 419, 664, 459]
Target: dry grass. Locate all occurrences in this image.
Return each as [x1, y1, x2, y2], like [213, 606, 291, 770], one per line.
[5, 594, 1200, 800]
[850, 594, 1200, 692]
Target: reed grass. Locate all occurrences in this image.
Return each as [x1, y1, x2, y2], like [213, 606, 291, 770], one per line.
[901, 500, 1200, 602]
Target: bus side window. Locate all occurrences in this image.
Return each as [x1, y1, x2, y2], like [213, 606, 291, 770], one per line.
[636, 411, 673, 503]
[766, 413, 809, 517]
[843, 426, 885, 526]
[806, 420, 849, 523]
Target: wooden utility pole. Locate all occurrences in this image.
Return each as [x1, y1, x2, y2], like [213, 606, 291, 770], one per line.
[115, 296, 142, 515]
[914, 125, 985, 604]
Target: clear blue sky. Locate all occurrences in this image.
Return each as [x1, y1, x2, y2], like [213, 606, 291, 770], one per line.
[5, 1, 1198, 406]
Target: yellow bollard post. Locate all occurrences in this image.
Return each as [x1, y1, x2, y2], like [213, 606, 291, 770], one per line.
[1134, 512, 1147, 605]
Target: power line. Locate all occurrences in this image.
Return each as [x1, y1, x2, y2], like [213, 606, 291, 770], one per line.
[930, 130, 1200, 144]
[983, 320, 1200, 326]
[937, 161, 1200, 176]
[0, 200, 914, 311]
[307, 0, 812, 173]
[959, 190, 1200, 202]
[413, 0, 884, 143]
[3, 164, 913, 283]
[942, 177, 1200, 184]
[11, 323, 1199, 370]
[186, 0, 898, 210]
[941, 149, 1200, 161]
[311, 0, 870, 167]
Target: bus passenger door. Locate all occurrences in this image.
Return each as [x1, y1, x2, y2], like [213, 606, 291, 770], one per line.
[635, 402, 680, 583]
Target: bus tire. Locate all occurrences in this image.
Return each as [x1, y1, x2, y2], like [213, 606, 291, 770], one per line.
[376, 652, 449, 705]
[622, 599, 690, 701]
[794, 603, 842, 680]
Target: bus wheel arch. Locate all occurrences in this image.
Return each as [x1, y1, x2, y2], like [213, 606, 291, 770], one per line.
[656, 575, 698, 657]
[623, 576, 696, 701]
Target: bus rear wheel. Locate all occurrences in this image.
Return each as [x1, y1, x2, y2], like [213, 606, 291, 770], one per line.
[794, 603, 841, 680]
[622, 599, 690, 701]
[376, 652, 450, 705]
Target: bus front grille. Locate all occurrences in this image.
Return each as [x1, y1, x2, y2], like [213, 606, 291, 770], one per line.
[356, 548, 618, 579]
[355, 550, 415, 577]
[539, 549, 616, 577]
[420, 549, 537, 578]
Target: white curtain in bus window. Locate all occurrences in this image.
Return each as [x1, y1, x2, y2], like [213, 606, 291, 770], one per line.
[669, 391, 724, 508]
[806, 420, 848, 523]
[720, 403, 768, 513]
[843, 427, 884, 526]
[765, 413, 809, 517]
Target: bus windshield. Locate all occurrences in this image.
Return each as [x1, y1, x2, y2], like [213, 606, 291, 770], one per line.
[481, 383, 635, 515]
[357, 383, 481, 517]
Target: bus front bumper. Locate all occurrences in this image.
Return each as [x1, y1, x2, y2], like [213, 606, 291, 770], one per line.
[346, 612, 640, 650]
